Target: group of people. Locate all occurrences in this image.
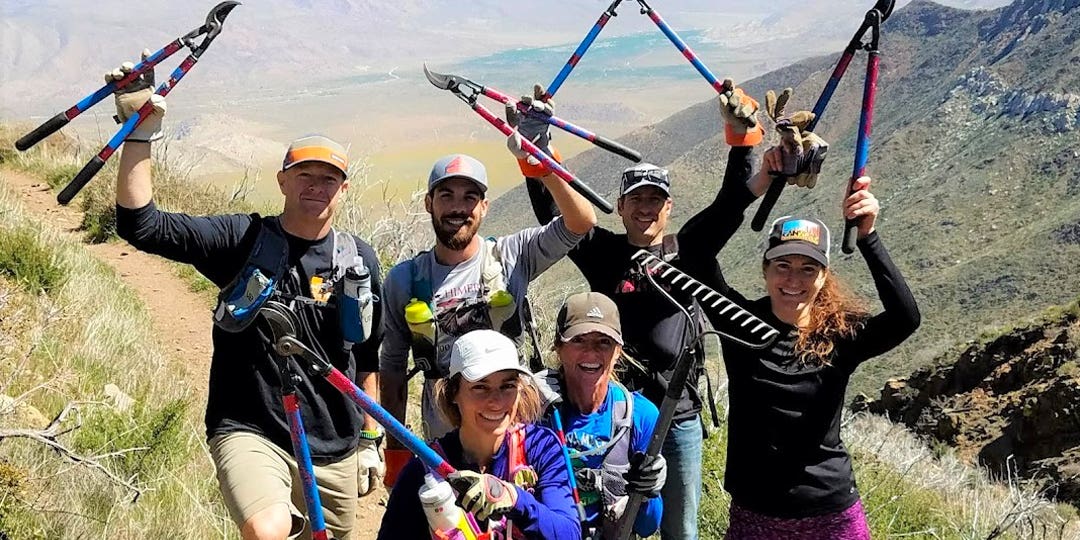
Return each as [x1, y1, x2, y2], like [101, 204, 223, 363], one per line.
[105, 55, 919, 540]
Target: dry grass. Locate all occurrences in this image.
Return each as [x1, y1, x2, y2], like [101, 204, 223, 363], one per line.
[0, 178, 233, 538]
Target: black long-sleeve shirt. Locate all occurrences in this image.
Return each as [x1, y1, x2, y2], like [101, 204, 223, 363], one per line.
[528, 147, 755, 422]
[116, 202, 383, 461]
[682, 181, 921, 518]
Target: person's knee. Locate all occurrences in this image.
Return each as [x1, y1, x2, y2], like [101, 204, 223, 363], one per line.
[241, 503, 294, 540]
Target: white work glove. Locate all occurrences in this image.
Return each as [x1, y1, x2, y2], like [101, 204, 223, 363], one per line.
[531, 368, 563, 411]
[105, 49, 166, 143]
[356, 432, 385, 497]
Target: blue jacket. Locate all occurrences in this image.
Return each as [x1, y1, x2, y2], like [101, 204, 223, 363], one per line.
[379, 424, 581, 540]
[558, 383, 663, 538]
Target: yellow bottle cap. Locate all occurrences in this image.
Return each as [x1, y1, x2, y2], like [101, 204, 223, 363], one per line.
[490, 290, 513, 308]
[405, 298, 433, 324]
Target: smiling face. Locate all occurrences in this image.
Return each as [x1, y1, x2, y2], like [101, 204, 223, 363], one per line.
[454, 370, 522, 438]
[277, 161, 349, 222]
[557, 332, 620, 411]
[426, 177, 488, 251]
[764, 254, 828, 322]
[618, 186, 672, 246]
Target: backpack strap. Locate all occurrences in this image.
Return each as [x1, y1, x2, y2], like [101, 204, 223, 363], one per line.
[213, 216, 290, 333]
[661, 233, 679, 262]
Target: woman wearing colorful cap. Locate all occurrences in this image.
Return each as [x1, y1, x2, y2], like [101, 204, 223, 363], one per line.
[378, 329, 581, 540]
[681, 147, 921, 538]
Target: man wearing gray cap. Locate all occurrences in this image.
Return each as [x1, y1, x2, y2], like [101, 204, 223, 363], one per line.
[109, 57, 381, 539]
[379, 151, 597, 487]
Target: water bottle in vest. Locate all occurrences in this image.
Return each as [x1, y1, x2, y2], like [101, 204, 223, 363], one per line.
[340, 266, 374, 344]
[419, 473, 480, 540]
[405, 298, 436, 345]
[488, 289, 516, 332]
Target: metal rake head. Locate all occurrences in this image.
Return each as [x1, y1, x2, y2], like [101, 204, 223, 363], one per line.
[631, 250, 780, 349]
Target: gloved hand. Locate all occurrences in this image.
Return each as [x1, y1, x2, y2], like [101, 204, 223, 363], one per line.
[507, 84, 562, 178]
[356, 431, 385, 496]
[105, 49, 166, 143]
[717, 78, 763, 146]
[764, 88, 827, 188]
[383, 448, 412, 488]
[447, 470, 519, 522]
[624, 451, 666, 498]
[531, 368, 563, 411]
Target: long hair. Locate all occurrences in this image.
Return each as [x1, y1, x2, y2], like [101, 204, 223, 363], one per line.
[794, 270, 870, 366]
[434, 372, 542, 428]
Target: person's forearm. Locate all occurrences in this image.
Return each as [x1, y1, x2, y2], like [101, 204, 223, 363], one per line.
[747, 167, 772, 197]
[359, 371, 380, 431]
[379, 370, 408, 449]
[117, 142, 153, 209]
[539, 173, 596, 235]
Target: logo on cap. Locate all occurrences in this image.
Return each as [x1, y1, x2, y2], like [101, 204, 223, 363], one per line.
[781, 220, 822, 245]
[445, 156, 471, 176]
[586, 306, 604, 319]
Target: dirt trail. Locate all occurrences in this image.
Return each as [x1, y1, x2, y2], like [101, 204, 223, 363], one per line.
[2, 169, 214, 384]
[2, 167, 387, 537]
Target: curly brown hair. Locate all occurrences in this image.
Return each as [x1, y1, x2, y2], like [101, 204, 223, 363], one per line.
[793, 270, 870, 366]
[433, 372, 542, 429]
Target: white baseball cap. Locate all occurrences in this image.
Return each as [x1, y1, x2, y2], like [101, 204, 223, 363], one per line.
[449, 330, 530, 382]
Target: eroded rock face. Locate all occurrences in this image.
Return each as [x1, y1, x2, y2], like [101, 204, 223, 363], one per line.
[950, 67, 1080, 133]
[860, 305, 1080, 505]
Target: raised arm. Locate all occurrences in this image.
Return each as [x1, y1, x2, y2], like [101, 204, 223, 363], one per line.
[838, 177, 921, 364]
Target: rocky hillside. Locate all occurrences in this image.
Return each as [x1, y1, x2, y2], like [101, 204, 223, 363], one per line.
[487, 0, 1080, 397]
[857, 299, 1080, 506]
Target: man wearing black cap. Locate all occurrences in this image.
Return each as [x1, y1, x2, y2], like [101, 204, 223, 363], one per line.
[379, 148, 597, 488]
[524, 83, 796, 539]
[109, 57, 381, 538]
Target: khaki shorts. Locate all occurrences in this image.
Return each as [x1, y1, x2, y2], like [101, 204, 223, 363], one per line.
[209, 431, 358, 540]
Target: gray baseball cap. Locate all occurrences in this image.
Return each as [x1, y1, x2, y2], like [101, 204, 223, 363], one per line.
[428, 154, 489, 195]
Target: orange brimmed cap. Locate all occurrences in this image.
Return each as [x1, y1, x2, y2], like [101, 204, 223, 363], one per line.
[282, 135, 349, 177]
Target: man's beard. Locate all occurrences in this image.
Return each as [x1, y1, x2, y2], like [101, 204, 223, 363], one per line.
[432, 213, 481, 251]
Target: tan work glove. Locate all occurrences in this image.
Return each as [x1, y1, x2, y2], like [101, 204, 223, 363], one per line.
[105, 49, 166, 143]
[765, 88, 827, 188]
[717, 78, 763, 146]
[356, 432, 385, 497]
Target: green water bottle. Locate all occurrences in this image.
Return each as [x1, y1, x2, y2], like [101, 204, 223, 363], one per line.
[488, 290, 516, 331]
[405, 298, 435, 345]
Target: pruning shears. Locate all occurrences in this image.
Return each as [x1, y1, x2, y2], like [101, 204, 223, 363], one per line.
[15, 1, 241, 205]
[751, 0, 895, 254]
[423, 64, 615, 214]
[545, 0, 727, 100]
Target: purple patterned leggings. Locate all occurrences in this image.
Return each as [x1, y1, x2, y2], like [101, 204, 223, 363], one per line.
[725, 499, 872, 540]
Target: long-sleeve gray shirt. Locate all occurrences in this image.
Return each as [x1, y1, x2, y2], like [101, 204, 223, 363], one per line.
[380, 217, 583, 437]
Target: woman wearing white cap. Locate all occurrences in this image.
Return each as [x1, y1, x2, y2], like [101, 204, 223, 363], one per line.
[378, 329, 580, 539]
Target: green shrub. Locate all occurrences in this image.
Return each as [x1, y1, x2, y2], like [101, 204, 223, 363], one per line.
[73, 398, 191, 481]
[0, 226, 67, 294]
[43, 164, 83, 190]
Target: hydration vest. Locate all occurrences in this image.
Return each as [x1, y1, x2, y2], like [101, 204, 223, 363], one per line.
[212, 216, 376, 347]
[553, 381, 635, 540]
[405, 238, 541, 380]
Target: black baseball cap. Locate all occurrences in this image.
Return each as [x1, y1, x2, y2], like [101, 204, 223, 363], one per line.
[764, 216, 831, 267]
[619, 163, 670, 197]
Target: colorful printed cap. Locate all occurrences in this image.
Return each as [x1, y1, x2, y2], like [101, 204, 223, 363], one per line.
[765, 216, 831, 267]
[282, 135, 349, 177]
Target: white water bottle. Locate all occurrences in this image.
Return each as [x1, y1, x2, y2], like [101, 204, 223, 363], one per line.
[419, 473, 468, 536]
